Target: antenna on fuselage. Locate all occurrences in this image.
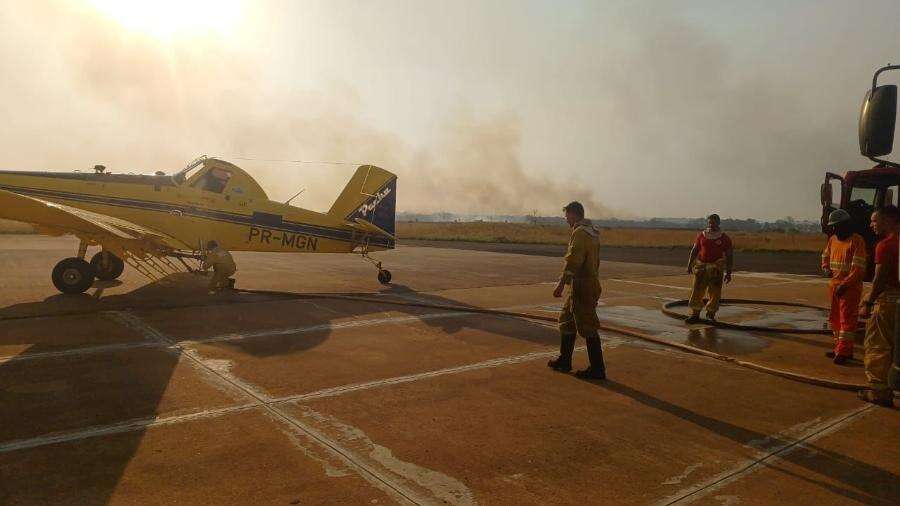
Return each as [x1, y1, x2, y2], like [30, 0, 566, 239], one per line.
[285, 188, 306, 205]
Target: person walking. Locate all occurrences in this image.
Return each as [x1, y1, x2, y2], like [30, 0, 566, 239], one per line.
[548, 201, 607, 380]
[686, 214, 734, 324]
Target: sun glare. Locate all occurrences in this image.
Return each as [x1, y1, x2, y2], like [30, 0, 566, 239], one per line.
[88, 0, 242, 38]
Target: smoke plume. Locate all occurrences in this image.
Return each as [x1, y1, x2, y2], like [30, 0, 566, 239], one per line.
[0, 1, 612, 217]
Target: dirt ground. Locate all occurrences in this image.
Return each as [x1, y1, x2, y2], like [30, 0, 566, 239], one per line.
[397, 222, 824, 252]
[403, 239, 823, 275]
[0, 235, 897, 505]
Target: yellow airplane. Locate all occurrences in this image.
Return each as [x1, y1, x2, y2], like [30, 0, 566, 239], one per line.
[0, 156, 397, 294]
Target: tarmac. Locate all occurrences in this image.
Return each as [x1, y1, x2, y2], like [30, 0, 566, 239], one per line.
[0, 235, 898, 505]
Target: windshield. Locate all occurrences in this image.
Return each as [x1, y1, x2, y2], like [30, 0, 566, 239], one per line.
[172, 156, 208, 184]
[849, 186, 877, 205]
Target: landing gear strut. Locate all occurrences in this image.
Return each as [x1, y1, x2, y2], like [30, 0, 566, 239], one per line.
[51, 240, 95, 294]
[361, 250, 392, 285]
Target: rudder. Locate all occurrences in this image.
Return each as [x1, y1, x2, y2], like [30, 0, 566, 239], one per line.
[328, 165, 397, 236]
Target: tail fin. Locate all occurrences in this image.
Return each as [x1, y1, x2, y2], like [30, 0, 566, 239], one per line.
[328, 165, 397, 236]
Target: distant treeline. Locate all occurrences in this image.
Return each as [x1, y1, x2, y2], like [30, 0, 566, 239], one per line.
[397, 213, 820, 233]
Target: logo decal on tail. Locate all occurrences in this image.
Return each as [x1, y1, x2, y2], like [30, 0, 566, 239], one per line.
[347, 178, 397, 236]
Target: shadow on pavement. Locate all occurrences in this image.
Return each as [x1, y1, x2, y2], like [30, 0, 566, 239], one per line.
[595, 380, 899, 505]
[0, 277, 558, 502]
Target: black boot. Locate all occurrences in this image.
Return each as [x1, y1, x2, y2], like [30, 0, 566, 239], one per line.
[575, 331, 606, 380]
[548, 333, 576, 372]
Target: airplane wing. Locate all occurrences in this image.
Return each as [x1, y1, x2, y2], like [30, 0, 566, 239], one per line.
[0, 189, 193, 278]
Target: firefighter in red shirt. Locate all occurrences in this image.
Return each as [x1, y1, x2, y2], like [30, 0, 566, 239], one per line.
[686, 214, 734, 324]
[821, 209, 867, 365]
[858, 205, 900, 406]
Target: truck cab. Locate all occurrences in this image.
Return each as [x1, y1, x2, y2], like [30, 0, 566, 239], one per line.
[820, 64, 900, 281]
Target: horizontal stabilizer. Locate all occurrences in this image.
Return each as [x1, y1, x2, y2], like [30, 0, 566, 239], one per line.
[350, 217, 397, 241]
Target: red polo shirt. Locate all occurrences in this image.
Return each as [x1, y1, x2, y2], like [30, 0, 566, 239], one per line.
[874, 232, 900, 288]
[695, 232, 733, 263]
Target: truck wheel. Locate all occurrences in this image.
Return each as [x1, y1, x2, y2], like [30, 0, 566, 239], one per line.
[377, 269, 392, 285]
[90, 251, 125, 280]
[52, 258, 96, 294]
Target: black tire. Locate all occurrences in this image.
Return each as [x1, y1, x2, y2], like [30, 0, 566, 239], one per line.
[377, 269, 392, 285]
[90, 251, 125, 280]
[52, 257, 96, 294]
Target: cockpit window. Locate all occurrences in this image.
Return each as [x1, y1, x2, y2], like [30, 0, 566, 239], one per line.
[191, 168, 232, 193]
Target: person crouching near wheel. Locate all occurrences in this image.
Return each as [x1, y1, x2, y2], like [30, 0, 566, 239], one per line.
[202, 240, 237, 294]
[821, 209, 867, 365]
[547, 201, 606, 380]
[685, 214, 733, 324]
[858, 206, 900, 406]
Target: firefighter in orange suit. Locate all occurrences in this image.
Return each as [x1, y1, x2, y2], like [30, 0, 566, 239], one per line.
[548, 201, 606, 380]
[821, 209, 867, 365]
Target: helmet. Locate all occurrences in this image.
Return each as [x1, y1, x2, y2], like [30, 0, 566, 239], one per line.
[827, 209, 851, 226]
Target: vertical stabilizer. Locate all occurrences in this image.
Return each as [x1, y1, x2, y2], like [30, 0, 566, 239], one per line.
[327, 165, 397, 236]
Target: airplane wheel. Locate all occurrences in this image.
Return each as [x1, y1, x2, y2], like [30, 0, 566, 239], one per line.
[377, 269, 392, 285]
[90, 251, 125, 280]
[52, 257, 96, 294]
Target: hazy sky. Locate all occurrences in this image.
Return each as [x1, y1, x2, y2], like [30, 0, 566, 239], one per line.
[2, 0, 900, 219]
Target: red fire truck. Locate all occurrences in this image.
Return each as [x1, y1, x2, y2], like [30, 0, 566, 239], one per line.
[820, 64, 899, 280]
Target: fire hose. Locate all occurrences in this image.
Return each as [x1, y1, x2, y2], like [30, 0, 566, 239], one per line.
[237, 289, 869, 393]
[0, 285, 873, 393]
[661, 298, 833, 335]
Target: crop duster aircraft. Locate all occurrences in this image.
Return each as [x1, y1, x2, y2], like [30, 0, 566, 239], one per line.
[0, 156, 397, 294]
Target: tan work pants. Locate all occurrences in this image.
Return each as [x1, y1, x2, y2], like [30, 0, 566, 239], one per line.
[209, 266, 236, 290]
[558, 277, 602, 335]
[864, 290, 900, 393]
[689, 260, 725, 315]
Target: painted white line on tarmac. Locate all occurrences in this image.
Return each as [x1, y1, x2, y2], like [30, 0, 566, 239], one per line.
[0, 341, 160, 365]
[0, 306, 542, 365]
[0, 343, 597, 453]
[607, 279, 692, 291]
[106, 311, 471, 506]
[658, 404, 875, 505]
[275, 346, 588, 404]
[0, 404, 260, 453]
[183, 312, 471, 346]
[734, 271, 821, 281]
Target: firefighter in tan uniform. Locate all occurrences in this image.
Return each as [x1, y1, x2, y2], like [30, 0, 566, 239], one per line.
[858, 206, 900, 407]
[548, 201, 607, 380]
[202, 240, 237, 293]
[686, 214, 733, 324]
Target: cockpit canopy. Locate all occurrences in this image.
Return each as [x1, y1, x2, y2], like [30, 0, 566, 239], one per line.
[172, 156, 268, 199]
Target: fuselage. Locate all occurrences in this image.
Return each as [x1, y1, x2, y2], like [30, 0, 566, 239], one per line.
[0, 159, 391, 254]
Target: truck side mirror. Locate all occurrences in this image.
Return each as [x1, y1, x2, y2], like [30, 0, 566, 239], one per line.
[859, 84, 897, 157]
[820, 182, 832, 206]
[887, 188, 895, 206]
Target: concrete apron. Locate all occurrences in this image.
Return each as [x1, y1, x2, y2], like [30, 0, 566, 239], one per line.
[0, 236, 896, 504]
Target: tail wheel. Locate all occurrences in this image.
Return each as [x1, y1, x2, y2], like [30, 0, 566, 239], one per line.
[90, 251, 125, 280]
[52, 258, 96, 294]
[377, 269, 392, 285]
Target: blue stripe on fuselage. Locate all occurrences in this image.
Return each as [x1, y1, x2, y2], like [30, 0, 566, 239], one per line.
[0, 184, 394, 248]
